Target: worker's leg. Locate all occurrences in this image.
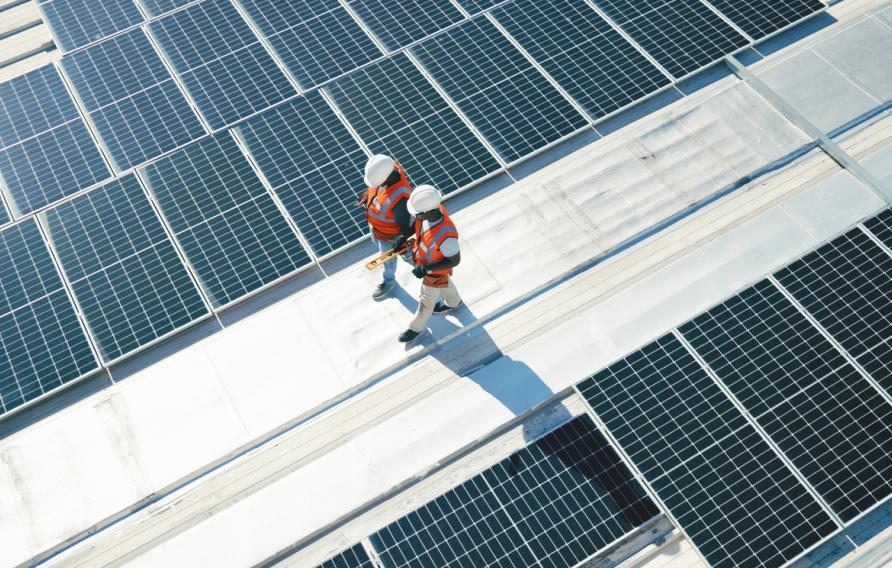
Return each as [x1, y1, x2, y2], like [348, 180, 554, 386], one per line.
[408, 284, 442, 332]
[441, 278, 461, 308]
[372, 232, 396, 283]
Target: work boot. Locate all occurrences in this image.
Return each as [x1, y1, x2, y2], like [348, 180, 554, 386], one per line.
[398, 329, 421, 343]
[372, 280, 395, 301]
[433, 300, 463, 314]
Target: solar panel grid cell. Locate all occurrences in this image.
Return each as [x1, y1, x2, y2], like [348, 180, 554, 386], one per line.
[493, 0, 671, 121]
[139, 134, 310, 308]
[705, 0, 825, 40]
[0, 219, 97, 414]
[38, 0, 144, 52]
[0, 66, 80, 149]
[236, 93, 369, 257]
[455, 0, 502, 14]
[240, 0, 383, 89]
[591, 0, 750, 78]
[411, 18, 588, 164]
[325, 54, 500, 194]
[148, 0, 296, 129]
[139, 0, 193, 17]
[62, 30, 206, 171]
[680, 279, 892, 522]
[42, 175, 208, 361]
[314, 543, 375, 568]
[774, 228, 892, 395]
[346, 0, 466, 51]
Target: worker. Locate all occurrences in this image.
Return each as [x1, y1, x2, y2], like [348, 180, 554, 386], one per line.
[398, 184, 463, 343]
[358, 154, 413, 300]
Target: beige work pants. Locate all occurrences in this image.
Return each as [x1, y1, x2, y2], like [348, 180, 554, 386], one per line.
[408, 278, 461, 332]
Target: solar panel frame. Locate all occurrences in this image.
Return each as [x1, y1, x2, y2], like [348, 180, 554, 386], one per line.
[410, 17, 589, 164]
[589, 0, 750, 79]
[147, 0, 297, 130]
[703, 0, 826, 41]
[235, 92, 370, 258]
[492, 0, 672, 122]
[37, 0, 145, 53]
[40, 175, 210, 363]
[0, 219, 99, 416]
[138, 133, 311, 308]
[774, 227, 892, 396]
[238, 0, 384, 89]
[680, 279, 892, 523]
[346, 0, 466, 51]
[324, 53, 501, 195]
[61, 28, 207, 172]
[577, 334, 839, 568]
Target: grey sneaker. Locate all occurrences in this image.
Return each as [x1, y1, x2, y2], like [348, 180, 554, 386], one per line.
[372, 280, 395, 301]
[433, 300, 463, 314]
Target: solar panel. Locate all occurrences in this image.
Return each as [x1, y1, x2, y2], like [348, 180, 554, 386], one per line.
[148, 0, 297, 130]
[454, 0, 501, 14]
[138, 133, 310, 308]
[493, 0, 671, 121]
[680, 280, 892, 522]
[235, 92, 369, 257]
[481, 416, 658, 568]
[864, 207, 892, 248]
[61, 29, 207, 171]
[578, 334, 838, 568]
[705, 0, 825, 40]
[41, 175, 209, 362]
[774, 228, 892, 396]
[139, 0, 192, 17]
[590, 0, 750, 79]
[346, 0, 465, 51]
[0, 219, 98, 415]
[370, 415, 656, 568]
[0, 65, 110, 216]
[239, 0, 383, 89]
[37, 0, 144, 53]
[325, 54, 500, 195]
[314, 543, 375, 568]
[411, 18, 588, 164]
[0, 201, 9, 226]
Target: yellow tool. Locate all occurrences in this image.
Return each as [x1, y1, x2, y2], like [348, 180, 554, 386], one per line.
[365, 241, 411, 270]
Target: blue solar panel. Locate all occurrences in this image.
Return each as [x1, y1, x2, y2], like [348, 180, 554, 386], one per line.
[0, 219, 98, 415]
[139, 133, 311, 308]
[707, 0, 825, 40]
[0, 65, 80, 148]
[236, 92, 369, 257]
[37, 0, 144, 52]
[346, 0, 465, 51]
[493, 0, 671, 121]
[325, 54, 500, 194]
[41, 175, 209, 362]
[454, 0, 501, 14]
[148, 0, 297, 129]
[240, 0, 383, 89]
[591, 0, 750, 79]
[411, 18, 588, 163]
[314, 544, 375, 568]
[139, 0, 192, 17]
[62, 29, 207, 171]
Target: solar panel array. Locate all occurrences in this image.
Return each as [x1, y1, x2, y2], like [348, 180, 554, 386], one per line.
[37, 0, 144, 53]
[313, 543, 375, 568]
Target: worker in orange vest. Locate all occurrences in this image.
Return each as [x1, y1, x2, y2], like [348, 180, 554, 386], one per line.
[399, 185, 463, 343]
[358, 154, 413, 300]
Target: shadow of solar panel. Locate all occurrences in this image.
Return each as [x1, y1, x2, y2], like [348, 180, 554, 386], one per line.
[774, 228, 892, 396]
[236, 93, 369, 257]
[681, 280, 892, 522]
[0, 219, 97, 415]
[314, 543, 375, 568]
[0, 66, 110, 216]
[346, 0, 465, 51]
[139, 133, 310, 308]
[591, 0, 749, 79]
[578, 334, 838, 568]
[62, 29, 206, 171]
[493, 0, 671, 121]
[706, 0, 825, 40]
[139, 0, 193, 17]
[240, 0, 383, 89]
[42, 175, 208, 362]
[483, 416, 658, 568]
[37, 0, 144, 52]
[412, 18, 588, 164]
[325, 54, 500, 195]
[148, 0, 296, 129]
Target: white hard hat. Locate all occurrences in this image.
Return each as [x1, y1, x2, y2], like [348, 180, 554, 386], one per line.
[364, 154, 395, 187]
[408, 184, 442, 215]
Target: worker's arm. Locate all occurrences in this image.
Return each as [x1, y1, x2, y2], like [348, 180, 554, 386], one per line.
[389, 199, 414, 250]
[424, 252, 461, 272]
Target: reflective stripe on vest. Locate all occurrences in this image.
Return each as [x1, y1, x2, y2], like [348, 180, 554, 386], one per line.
[414, 206, 458, 275]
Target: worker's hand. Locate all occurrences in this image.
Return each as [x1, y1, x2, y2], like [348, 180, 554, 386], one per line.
[355, 188, 369, 207]
[412, 265, 428, 279]
[390, 234, 409, 252]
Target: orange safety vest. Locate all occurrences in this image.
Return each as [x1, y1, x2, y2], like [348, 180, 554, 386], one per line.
[365, 163, 411, 240]
[413, 206, 458, 276]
